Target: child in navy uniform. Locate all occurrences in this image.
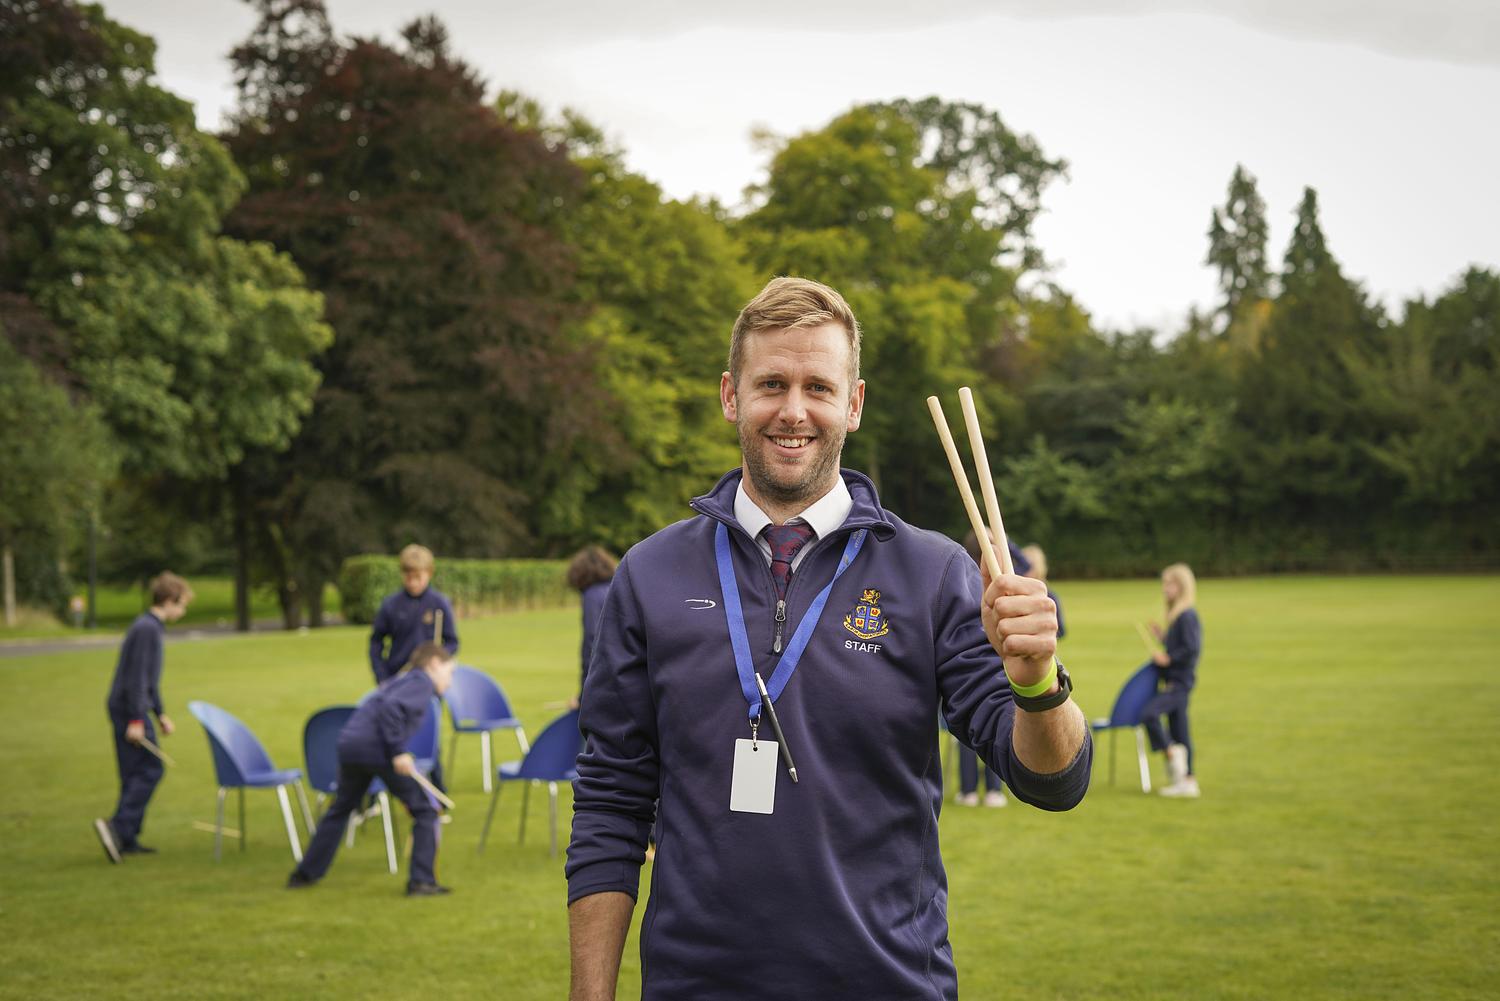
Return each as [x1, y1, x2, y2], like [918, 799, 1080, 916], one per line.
[94, 572, 194, 863]
[290, 642, 457, 896]
[368, 544, 459, 684]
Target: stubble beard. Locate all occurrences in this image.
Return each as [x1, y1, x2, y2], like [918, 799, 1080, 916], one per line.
[738, 417, 847, 511]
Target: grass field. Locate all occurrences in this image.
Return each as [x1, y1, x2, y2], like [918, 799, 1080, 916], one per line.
[1, 575, 1496, 999]
[0, 578, 340, 640]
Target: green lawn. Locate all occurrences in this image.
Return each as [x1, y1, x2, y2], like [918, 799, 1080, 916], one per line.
[1, 576, 1496, 999]
[0, 577, 338, 640]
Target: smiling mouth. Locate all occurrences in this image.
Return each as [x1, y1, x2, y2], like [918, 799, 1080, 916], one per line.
[770, 435, 813, 449]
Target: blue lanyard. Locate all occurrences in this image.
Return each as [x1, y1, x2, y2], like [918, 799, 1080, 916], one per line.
[714, 521, 867, 721]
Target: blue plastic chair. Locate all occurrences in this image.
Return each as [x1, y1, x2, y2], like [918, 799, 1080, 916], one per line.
[188, 700, 313, 861]
[1090, 664, 1161, 792]
[478, 709, 582, 856]
[445, 666, 529, 792]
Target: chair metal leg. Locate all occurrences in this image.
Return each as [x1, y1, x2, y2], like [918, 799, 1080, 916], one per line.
[238, 787, 247, 852]
[1135, 727, 1152, 793]
[481, 731, 493, 793]
[294, 782, 315, 836]
[515, 726, 531, 755]
[378, 791, 397, 875]
[276, 784, 304, 862]
[448, 730, 460, 785]
[548, 781, 559, 858]
[479, 782, 502, 852]
[518, 781, 531, 845]
[1110, 728, 1118, 786]
[215, 787, 227, 861]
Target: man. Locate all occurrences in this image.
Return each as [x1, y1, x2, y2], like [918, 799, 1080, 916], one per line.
[566, 277, 1091, 1000]
[94, 572, 194, 862]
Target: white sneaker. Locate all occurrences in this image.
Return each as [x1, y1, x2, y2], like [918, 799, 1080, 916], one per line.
[1159, 776, 1200, 798]
[982, 791, 1008, 808]
[1166, 744, 1188, 785]
[955, 792, 979, 807]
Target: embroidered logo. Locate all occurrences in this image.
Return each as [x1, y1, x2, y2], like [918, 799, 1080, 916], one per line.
[843, 588, 891, 640]
[422, 610, 434, 625]
[684, 598, 717, 609]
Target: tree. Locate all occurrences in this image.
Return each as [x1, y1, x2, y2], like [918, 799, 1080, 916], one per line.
[2, 0, 333, 629]
[498, 96, 757, 551]
[740, 98, 1067, 532]
[0, 335, 116, 623]
[1206, 164, 1271, 325]
[224, 2, 591, 622]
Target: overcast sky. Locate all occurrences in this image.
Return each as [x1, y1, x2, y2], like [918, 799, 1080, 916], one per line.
[107, 0, 1500, 331]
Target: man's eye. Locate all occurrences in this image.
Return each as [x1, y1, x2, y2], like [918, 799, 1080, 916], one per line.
[763, 380, 783, 390]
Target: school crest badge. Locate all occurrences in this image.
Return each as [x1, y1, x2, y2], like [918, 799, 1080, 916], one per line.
[422, 610, 434, 625]
[844, 588, 891, 640]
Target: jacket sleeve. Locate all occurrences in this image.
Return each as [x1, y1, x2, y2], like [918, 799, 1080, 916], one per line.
[934, 550, 1090, 811]
[1165, 610, 1201, 668]
[120, 622, 162, 721]
[375, 689, 413, 762]
[565, 556, 659, 904]
[439, 594, 459, 657]
[579, 583, 606, 692]
[369, 601, 390, 680]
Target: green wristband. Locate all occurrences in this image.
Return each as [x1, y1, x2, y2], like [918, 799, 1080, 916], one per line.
[1009, 658, 1058, 699]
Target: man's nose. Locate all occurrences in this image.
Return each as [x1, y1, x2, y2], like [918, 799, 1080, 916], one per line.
[778, 388, 809, 425]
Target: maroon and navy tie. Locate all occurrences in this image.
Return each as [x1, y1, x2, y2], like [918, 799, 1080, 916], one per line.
[763, 522, 815, 602]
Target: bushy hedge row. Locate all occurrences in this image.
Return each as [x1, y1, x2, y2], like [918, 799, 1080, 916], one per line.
[338, 555, 573, 624]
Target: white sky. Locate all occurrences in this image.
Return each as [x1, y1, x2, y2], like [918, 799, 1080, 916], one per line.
[107, 0, 1500, 331]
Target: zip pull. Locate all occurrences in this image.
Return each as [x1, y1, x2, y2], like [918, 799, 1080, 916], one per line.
[773, 599, 787, 653]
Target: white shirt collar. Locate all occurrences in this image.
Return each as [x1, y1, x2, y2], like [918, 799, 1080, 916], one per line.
[733, 473, 853, 542]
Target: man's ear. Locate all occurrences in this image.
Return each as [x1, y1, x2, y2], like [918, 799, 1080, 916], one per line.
[846, 379, 866, 432]
[720, 371, 737, 424]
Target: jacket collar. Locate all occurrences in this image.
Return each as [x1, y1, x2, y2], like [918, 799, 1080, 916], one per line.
[691, 468, 896, 542]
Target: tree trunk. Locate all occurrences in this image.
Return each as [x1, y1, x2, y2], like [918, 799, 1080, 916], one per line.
[86, 514, 98, 628]
[2, 543, 15, 628]
[232, 468, 251, 632]
[306, 578, 326, 628]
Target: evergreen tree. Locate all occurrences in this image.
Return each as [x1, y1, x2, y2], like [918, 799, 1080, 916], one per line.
[1206, 164, 1271, 325]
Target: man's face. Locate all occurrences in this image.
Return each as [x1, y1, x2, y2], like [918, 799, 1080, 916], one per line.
[720, 323, 865, 512]
[402, 568, 432, 596]
[160, 597, 190, 623]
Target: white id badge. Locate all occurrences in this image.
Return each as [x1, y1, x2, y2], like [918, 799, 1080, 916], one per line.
[729, 738, 778, 814]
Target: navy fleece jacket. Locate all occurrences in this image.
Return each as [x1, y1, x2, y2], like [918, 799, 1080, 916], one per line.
[368, 588, 459, 683]
[1160, 607, 1202, 690]
[106, 612, 166, 721]
[337, 670, 436, 766]
[566, 469, 1091, 1000]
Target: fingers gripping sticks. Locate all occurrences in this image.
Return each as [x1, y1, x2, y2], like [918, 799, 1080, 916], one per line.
[926, 387, 1014, 579]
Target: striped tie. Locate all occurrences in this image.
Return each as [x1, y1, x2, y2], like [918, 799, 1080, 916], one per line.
[763, 523, 815, 602]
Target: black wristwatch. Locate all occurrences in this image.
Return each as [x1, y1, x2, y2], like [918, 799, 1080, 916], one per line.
[1011, 662, 1073, 713]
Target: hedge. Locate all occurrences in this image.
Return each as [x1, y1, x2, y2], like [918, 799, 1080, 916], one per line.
[338, 555, 574, 625]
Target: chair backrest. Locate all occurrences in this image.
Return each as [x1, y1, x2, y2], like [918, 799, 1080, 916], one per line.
[1105, 664, 1161, 727]
[514, 710, 584, 781]
[303, 706, 357, 794]
[445, 666, 516, 725]
[188, 700, 278, 787]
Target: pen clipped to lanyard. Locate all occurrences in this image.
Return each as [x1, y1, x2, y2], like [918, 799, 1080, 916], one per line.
[754, 672, 799, 783]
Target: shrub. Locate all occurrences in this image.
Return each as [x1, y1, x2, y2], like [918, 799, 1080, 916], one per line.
[338, 555, 573, 624]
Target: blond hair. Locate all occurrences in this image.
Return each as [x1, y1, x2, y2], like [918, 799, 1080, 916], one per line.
[1162, 563, 1197, 624]
[399, 544, 435, 572]
[728, 276, 861, 388]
